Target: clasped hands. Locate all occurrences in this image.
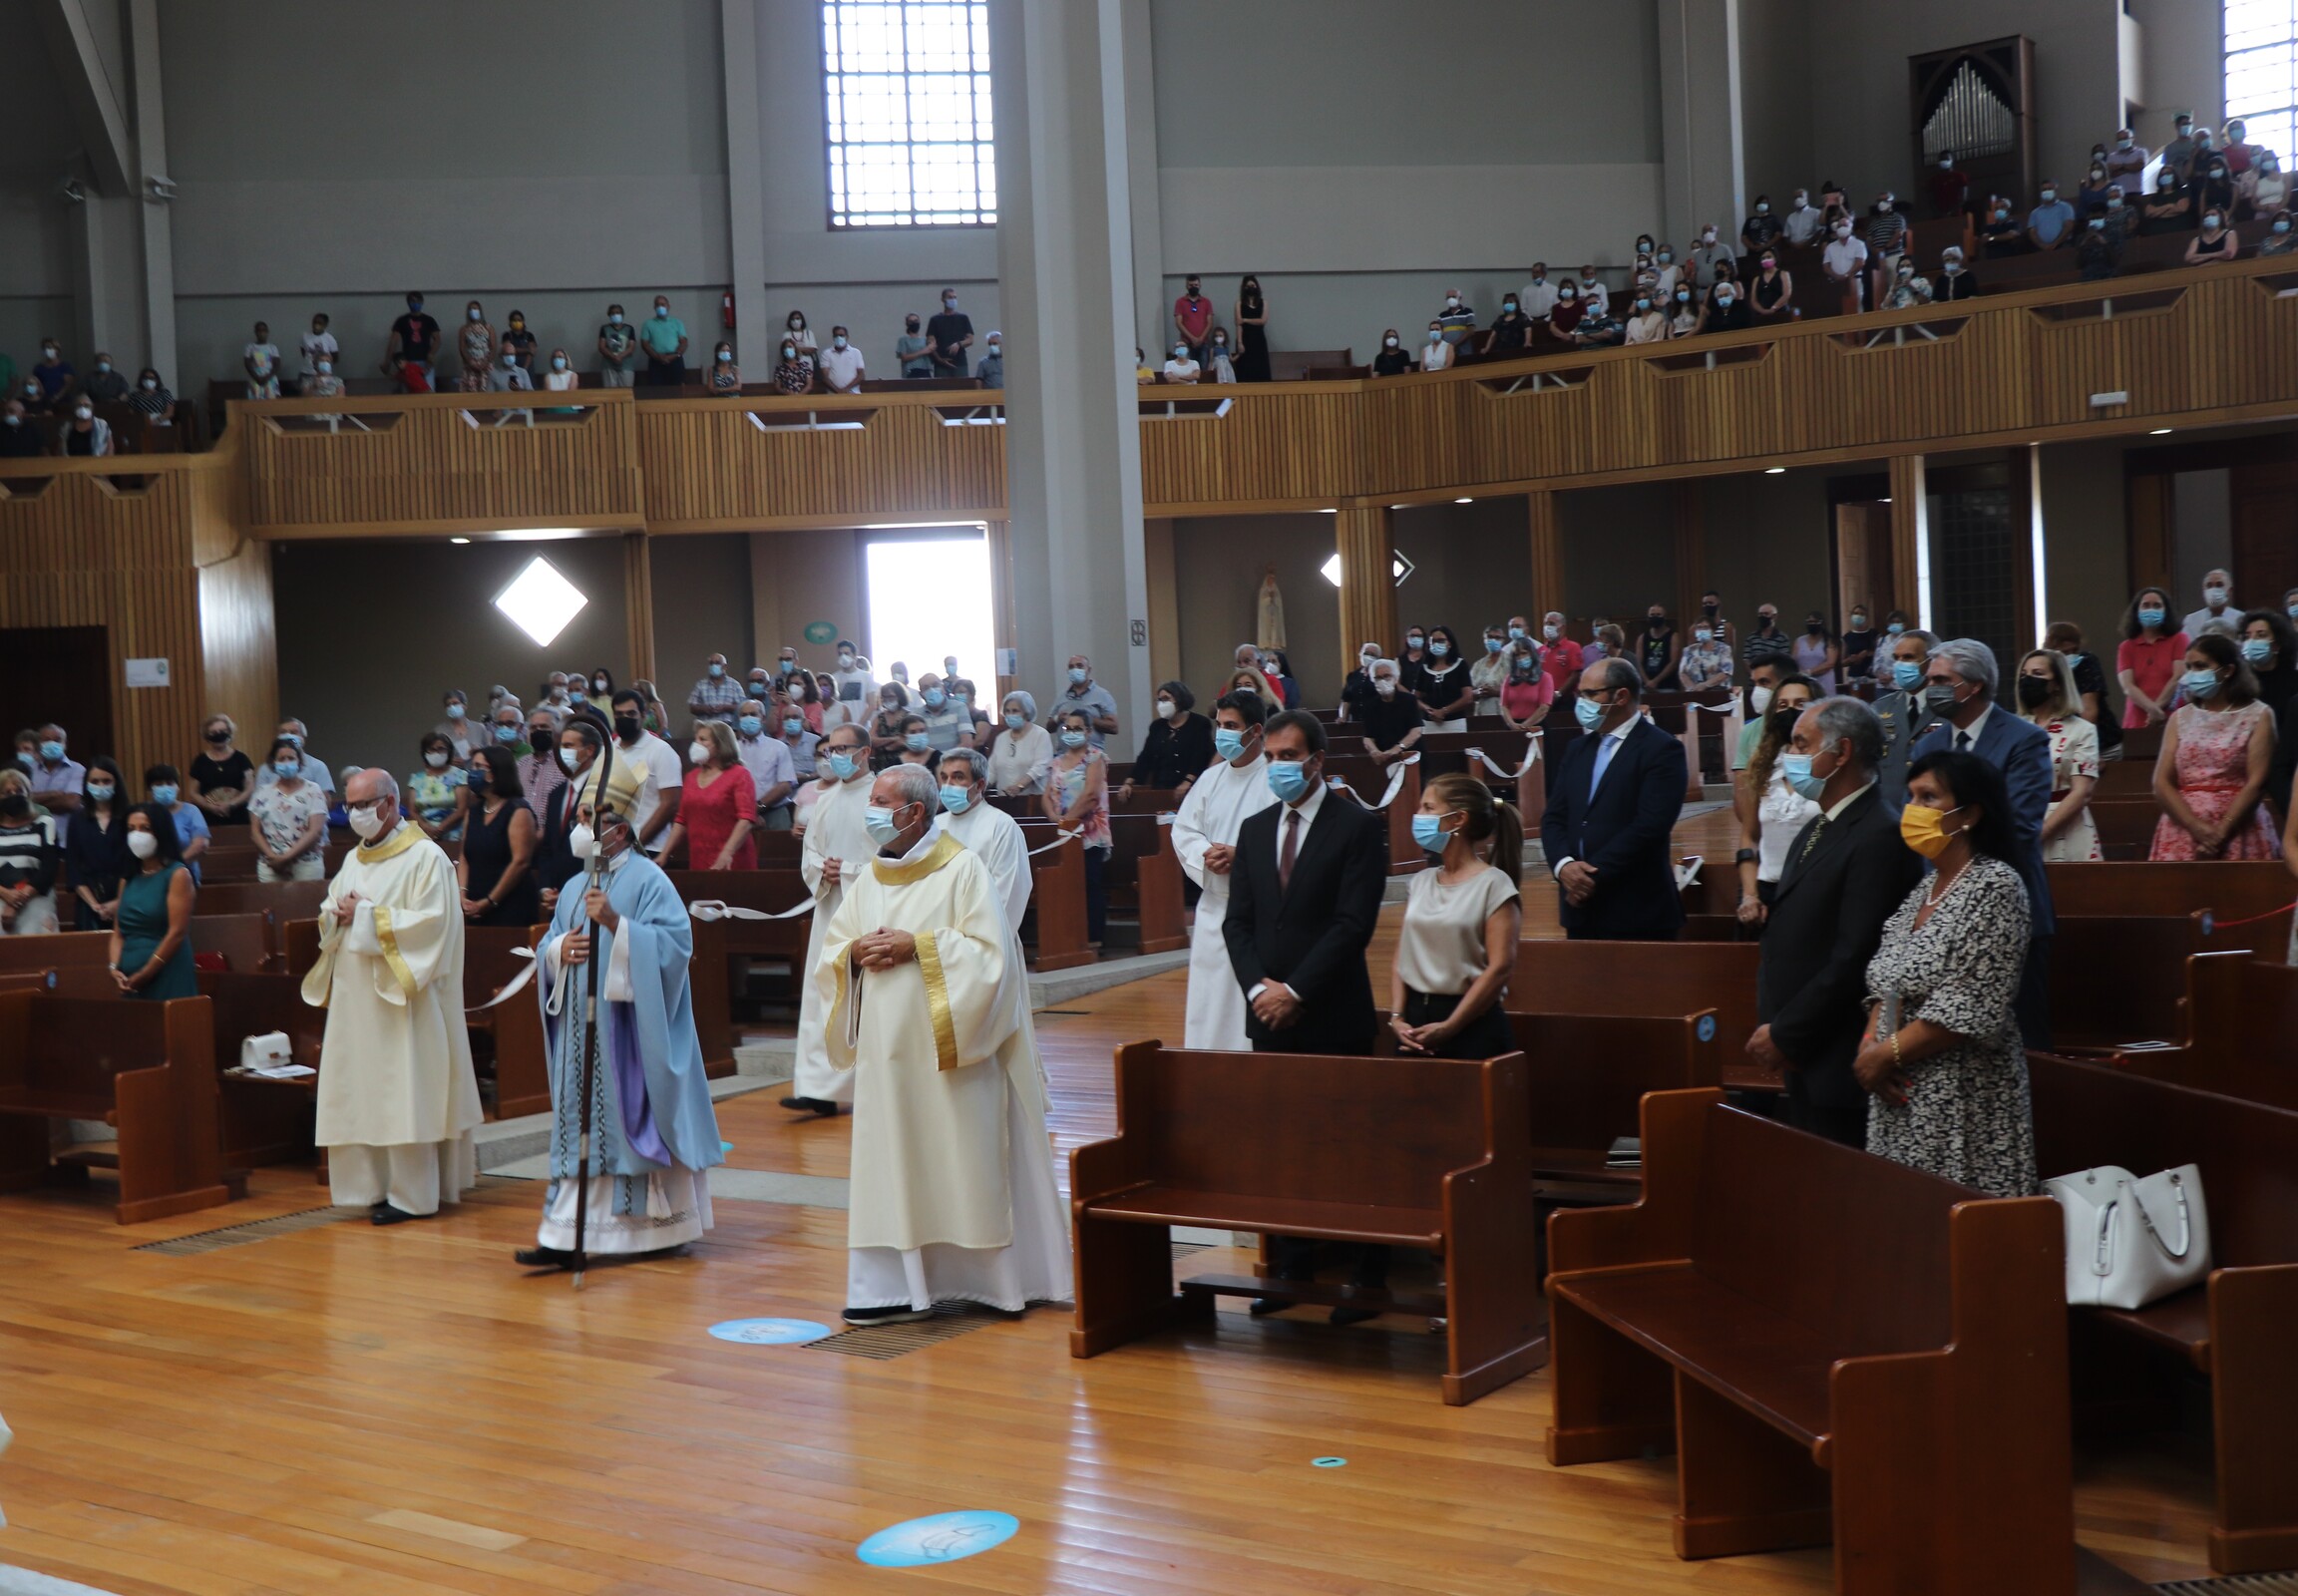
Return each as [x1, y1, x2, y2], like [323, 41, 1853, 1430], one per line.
[1251, 981, 1302, 1029]
[1201, 842, 1235, 877]
[853, 927, 919, 971]
[1557, 859, 1599, 906]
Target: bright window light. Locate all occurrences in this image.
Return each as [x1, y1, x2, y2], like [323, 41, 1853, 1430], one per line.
[865, 531, 994, 687]
[493, 557, 588, 647]
[2227, 0, 2298, 166]
[823, 1, 994, 228]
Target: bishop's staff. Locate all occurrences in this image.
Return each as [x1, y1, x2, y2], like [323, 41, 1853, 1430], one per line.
[569, 734, 616, 1290]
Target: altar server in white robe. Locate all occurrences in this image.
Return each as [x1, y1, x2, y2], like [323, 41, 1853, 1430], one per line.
[820, 763, 1071, 1323]
[783, 723, 878, 1116]
[302, 769, 484, 1222]
[1171, 687, 1279, 1049]
[936, 746, 1031, 935]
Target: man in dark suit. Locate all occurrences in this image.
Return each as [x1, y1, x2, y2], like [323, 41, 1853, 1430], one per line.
[1907, 638, 2056, 1046]
[1747, 697, 1923, 1145]
[1540, 658, 1687, 940]
[1221, 708, 1389, 1320]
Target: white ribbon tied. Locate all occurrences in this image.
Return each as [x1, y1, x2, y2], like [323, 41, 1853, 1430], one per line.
[1327, 752, 1419, 811]
[688, 897, 817, 922]
[1461, 733, 1543, 778]
[1026, 827, 1083, 857]
[466, 946, 539, 1011]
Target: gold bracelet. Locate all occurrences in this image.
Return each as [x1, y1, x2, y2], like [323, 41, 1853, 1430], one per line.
[1889, 1029, 1902, 1068]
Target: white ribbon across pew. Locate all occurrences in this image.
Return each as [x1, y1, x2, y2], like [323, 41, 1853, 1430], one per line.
[688, 897, 817, 922]
[1025, 827, 1083, 857]
[466, 946, 539, 1011]
[1326, 752, 1419, 811]
[1460, 733, 1543, 779]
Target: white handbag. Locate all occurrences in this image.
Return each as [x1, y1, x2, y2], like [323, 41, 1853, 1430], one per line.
[2043, 1164, 2211, 1311]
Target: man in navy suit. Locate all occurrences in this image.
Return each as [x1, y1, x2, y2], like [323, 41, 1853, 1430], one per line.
[1907, 637, 2056, 1046]
[1540, 659, 1687, 940]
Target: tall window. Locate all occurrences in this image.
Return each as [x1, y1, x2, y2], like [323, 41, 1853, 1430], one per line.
[822, 1, 994, 229]
[2227, 0, 2298, 164]
[864, 530, 995, 694]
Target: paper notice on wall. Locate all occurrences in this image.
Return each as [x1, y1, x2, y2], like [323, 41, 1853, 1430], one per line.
[125, 657, 171, 687]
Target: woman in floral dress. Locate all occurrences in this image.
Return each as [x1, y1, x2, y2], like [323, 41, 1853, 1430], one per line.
[2014, 649, 2102, 862]
[457, 300, 497, 393]
[2149, 632, 2281, 861]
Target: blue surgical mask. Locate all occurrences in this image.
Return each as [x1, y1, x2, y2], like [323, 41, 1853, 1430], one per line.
[1427, 639, 1450, 658]
[1574, 694, 1606, 731]
[707, 663, 724, 677]
[1484, 636, 1504, 653]
[1004, 712, 1027, 730]
[2241, 637, 2273, 664]
[1068, 666, 1089, 684]
[2137, 606, 2166, 627]
[923, 689, 946, 708]
[1410, 813, 1449, 853]
[738, 715, 763, 736]
[863, 805, 903, 846]
[1213, 727, 1247, 761]
[904, 732, 931, 752]
[495, 723, 519, 742]
[86, 782, 116, 803]
[1059, 730, 1088, 749]
[1892, 659, 1925, 690]
[446, 702, 465, 719]
[2182, 667, 2223, 700]
[939, 784, 972, 815]
[1507, 626, 1525, 640]
[783, 717, 804, 736]
[827, 751, 860, 780]
[1778, 751, 1829, 802]
[153, 783, 181, 806]
[1886, 621, 1905, 635]
[780, 659, 797, 674]
[38, 741, 63, 762]
[273, 760, 300, 778]
[1266, 759, 1312, 803]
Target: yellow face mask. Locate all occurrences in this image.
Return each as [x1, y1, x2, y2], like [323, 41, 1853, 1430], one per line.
[1899, 802, 1966, 860]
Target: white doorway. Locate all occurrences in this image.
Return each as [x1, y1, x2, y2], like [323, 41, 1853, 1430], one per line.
[863, 528, 996, 691]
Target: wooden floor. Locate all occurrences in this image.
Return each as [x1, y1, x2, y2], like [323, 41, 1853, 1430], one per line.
[0, 808, 2225, 1595]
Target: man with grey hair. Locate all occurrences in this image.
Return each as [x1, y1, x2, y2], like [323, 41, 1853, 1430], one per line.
[1747, 697, 1923, 1146]
[1873, 626, 1938, 809]
[2182, 568, 2239, 640]
[1541, 658, 1687, 939]
[937, 745, 1030, 935]
[1910, 637, 2057, 1044]
[817, 761, 1070, 1324]
[302, 766, 483, 1223]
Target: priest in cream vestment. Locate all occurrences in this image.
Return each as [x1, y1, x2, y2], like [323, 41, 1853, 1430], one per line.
[302, 769, 484, 1222]
[784, 723, 877, 1116]
[1171, 691, 1277, 1049]
[819, 763, 1071, 1324]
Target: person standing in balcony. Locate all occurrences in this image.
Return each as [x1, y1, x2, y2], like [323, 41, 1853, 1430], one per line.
[243, 321, 281, 400]
[926, 287, 973, 379]
[640, 295, 689, 386]
[817, 326, 866, 394]
[457, 301, 496, 393]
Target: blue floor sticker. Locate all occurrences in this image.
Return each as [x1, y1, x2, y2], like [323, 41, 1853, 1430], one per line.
[1312, 1456, 1346, 1468]
[856, 1510, 1019, 1567]
[708, 1318, 832, 1345]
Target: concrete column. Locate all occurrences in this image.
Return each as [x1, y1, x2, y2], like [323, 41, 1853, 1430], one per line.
[990, 0, 1151, 733]
[1889, 454, 1928, 629]
[1117, 0, 1165, 366]
[1656, 0, 1744, 246]
[1528, 491, 1567, 621]
[720, 0, 767, 368]
[1334, 506, 1394, 678]
[128, 0, 176, 383]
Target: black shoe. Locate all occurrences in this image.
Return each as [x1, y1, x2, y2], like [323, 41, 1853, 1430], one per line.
[514, 1245, 574, 1268]
[842, 1303, 935, 1326]
[1248, 1297, 1290, 1317]
[371, 1204, 426, 1226]
[1329, 1305, 1380, 1328]
[780, 1095, 840, 1116]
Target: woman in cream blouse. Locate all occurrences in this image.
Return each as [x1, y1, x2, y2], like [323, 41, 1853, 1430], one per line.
[1389, 772, 1524, 1058]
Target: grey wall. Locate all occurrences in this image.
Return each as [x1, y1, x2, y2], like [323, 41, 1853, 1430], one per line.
[1170, 514, 1340, 705]
[1559, 484, 1678, 629]
[0, 4, 81, 364]
[1391, 498, 1534, 643]
[649, 533, 756, 696]
[2038, 438, 2133, 657]
[270, 535, 632, 777]
[1700, 469, 1837, 636]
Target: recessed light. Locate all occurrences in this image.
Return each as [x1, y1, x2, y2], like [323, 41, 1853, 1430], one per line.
[492, 556, 589, 646]
[1878, 497, 1892, 504]
[2149, 428, 2173, 435]
[450, 537, 471, 544]
[1454, 498, 1473, 505]
[1319, 507, 1337, 514]
[1764, 467, 1785, 475]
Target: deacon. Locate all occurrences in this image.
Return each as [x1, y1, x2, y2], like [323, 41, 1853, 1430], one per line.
[302, 769, 484, 1223]
[819, 763, 1071, 1324]
[783, 723, 878, 1117]
[935, 746, 1031, 935]
[1170, 689, 1277, 1048]
[518, 799, 723, 1267]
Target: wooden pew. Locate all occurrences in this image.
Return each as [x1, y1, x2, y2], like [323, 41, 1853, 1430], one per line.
[0, 992, 231, 1223]
[2106, 951, 2298, 1109]
[2051, 912, 2206, 1050]
[751, 830, 803, 870]
[2045, 860, 2294, 959]
[1099, 813, 1187, 955]
[189, 910, 282, 975]
[2029, 1051, 2298, 1575]
[2087, 797, 2162, 860]
[198, 969, 323, 1169]
[670, 868, 816, 1076]
[1321, 753, 1417, 875]
[1510, 1010, 1724, 1191]
[464, 926, 551, 1116]
[1548, 1087, 2081, 1591]
[1069, 1041, 1545, 1405]
[1005, 820, 1095, 972]
[193, 879, 330, 924]
[1509, 939, 1768, 1089]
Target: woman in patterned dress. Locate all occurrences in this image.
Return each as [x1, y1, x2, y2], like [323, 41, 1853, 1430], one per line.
[2014, 648, 2102, 862]
[2148, 631, 2281, 861]
[1856, 750, 2037, 1198]
[457, 300, 497, 393]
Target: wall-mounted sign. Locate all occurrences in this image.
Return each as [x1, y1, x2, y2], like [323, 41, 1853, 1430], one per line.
[125, 658, 171, 688]
[803, 620, 839, 644]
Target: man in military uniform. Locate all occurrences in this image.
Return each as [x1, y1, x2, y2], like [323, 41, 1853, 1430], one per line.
[1872, 627, 1937, 809]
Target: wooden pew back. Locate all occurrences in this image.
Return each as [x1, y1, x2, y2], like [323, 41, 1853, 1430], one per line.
[1514, 1010, 1724, 1160]
[0, 931, 116, 976]
[2119, 952, 2298, 1110]
[2046, 860, 2294, 956]
[194, 879, 330, 923]
[665, 869, 812, 958]
[2051, 913, 2204, 1049]
[1509, 938, 1765, 1084]
[189, 910, 280, 974]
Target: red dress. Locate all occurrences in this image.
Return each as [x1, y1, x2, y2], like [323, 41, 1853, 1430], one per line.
[680, 764, 757, 869]
[2147, 701, 2282, 861]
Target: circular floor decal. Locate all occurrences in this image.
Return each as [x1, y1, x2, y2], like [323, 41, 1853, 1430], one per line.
[1312, 1456, 1347, 1468]
[707, 1318, 832, 1346]
[856, 1510, 1019, 1566]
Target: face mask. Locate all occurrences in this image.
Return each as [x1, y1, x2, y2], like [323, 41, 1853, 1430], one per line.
[2205, 214, 2223, 229]
[1373, 677, 1397, 697]
[1427, 639, 1450, 658]
[425, 750, 449, 769]
[839, 651, 855, 665]
[347, 803, 387, 841]
[75, 406, 92, 420]
[1503, 302, 1518, 313]
[1892, 659, 1925, 690]
[1835, 223, 1852, 237]
[1574, 694, 1607, 732]
[904, 733, 931, 752]
[2138, 605, 2166, 627]
[1779, 750, 1831, 802]
[2016, 676, 2053, 709]
[833, 334, 850, 350]
[1899, 803, 1963, 860]
[683, 739, 713, 766]
[939, 784, 972, 816]
[1213, 727, 1248, 761]
[827, 751, 861, 780]
[568, 823, 596, 859]
[1266, 759, 1313, 803]
[2182, 667, 2223, 700]
[987, 343, 1000, 356]
[707, 662, 725, 678]
[655, 305, 668, 318]
[1069, 666, 1089, 684]
[2108, 197, 2123, 209]
[2205, 586, 2228, 605]
[1636, 298, 1652, 312]
[1702, 229, 1718, 243]
[1718, 291, 1735, 304]
[1695, 627, 1713, 642]
[2279, 220, 2293, 234]
[781, 717, 803, 736]
[1543, 623, 1560, 640]
[1748, 685, 1774, 716]
[1485, 636, 1505, 653]
[558, 747, 581, 772]
[1004, 712, 1027, 730]
[2119, 139, 2133, 151]
[614, 716, 642, 744]
[87, 782, 116, 803]
[150, 784, 178, 806]
[119, 827, 161, 863]
[1059, 730, 1088, 749]
[496, 724, 520, 742]
[1445, 296, 1460, 309]
[1922, 682, 1961, 716]
[1410, 813, 1450, 853]
[1426, 331, 1442, 344]
[1155, 697, 1178, 719]
[2241, 637, 2273, 664]
[1384, 336, 1398, 348]
[1559, 287, 1576, 300]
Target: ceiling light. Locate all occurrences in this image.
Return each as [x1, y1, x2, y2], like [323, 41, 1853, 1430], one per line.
[491, 527, 590, 542]
[2149, 428, 2172, 435]
[1319, 507, 1337, 514]
[492, 556, 588, 646]
[1878, 497, 1892, 504]
[1454, 497, 1473, 504]
[450, 537, 471, 544]
[1764, 467, 1785, 475]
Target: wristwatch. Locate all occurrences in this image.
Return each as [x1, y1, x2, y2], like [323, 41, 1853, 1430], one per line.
[1734, 847, 1759, 864]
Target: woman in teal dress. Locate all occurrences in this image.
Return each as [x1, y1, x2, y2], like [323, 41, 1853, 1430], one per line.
[111, 803, 197, 1000]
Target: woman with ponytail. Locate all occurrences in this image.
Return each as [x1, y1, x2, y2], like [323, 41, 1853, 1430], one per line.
[1389, 772, 1524, 1057]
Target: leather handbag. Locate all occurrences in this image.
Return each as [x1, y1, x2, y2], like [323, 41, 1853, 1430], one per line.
[2043, 1164, 2211, 1311]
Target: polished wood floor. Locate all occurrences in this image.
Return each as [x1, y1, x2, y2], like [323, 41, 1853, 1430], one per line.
[0, 808, 2224, 1594]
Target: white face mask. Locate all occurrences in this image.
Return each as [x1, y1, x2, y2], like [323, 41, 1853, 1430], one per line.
[569, 823, 596, 859]
[424, 750, 448, 769]
[1155, 698, 1177, 718]
[559, 746, 581, 772]
[126, 829, 159, 860]
[348, 803, 387, 840]
[688, 740, 711, 764]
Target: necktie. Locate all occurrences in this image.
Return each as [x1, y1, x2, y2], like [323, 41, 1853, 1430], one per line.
[1591, 733, 1620, 795]
[1795, 813, 1830, 866]
[1281, 808, 1301, 894]
[1955, 729, 1971, 753]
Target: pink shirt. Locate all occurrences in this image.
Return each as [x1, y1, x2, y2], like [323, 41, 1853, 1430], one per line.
[2116, 631, 2189, 725]
[1174, 295, 1214, 342]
